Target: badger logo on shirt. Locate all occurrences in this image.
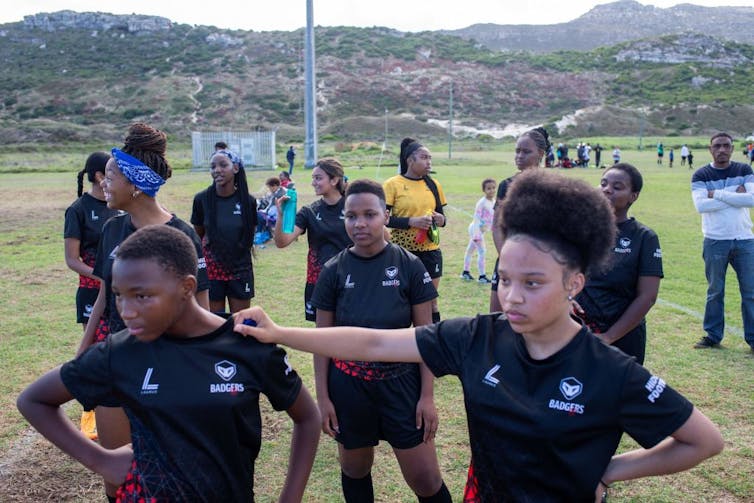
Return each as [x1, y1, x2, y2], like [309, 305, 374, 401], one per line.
[559, 377, 583, 400]
[382, 266, 400, 287]
[548, 377, 585, 415]
[211, 360, 245, 394]
[215, 360, 237, 381]
[615, 237, 632, 254]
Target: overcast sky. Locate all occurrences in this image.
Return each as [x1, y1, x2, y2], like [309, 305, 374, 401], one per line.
[2, 1, 751, 32]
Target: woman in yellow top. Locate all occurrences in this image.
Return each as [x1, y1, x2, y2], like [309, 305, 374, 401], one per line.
[384, 138, 447, 322]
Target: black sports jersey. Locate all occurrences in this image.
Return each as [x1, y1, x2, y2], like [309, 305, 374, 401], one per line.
[416, 315, 693, 502]
[311, 243, 437, 379]
[93, 214, 209, 334]
[577, 218, 664, 333]
[63, 193, 121, 287]
[295, 197, 352, 285]
[191, 188, 257, 277]
[61, 318, 302, 502]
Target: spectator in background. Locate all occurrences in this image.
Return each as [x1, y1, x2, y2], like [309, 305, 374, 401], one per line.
[612, 146, 621, 164]
[691, 132, 754, 353]
[657, 143, 664, 165]
[214, 141, 228, 151]
[287, 146, 296, 174]
[681, 144, 689, 166]
[687, 150, 694, 170]
[669, 148, 675, 168]
[279, 170, 292, 188]
[594, 143, 603, 167]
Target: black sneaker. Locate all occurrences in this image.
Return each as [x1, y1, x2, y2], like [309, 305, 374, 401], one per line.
[693, 337, 720, 349]
[478, 275, 492, 284]
[461, 271, 473, 281]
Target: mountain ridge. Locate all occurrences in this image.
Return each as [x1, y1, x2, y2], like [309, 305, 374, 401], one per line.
[1, 3, 752, 144]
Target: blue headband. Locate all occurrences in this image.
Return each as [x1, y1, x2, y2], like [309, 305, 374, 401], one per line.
[212, 149, 244, 169]
[111, 148, 165, 197]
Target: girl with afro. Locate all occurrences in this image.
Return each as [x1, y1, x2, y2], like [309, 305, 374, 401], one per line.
[234, 170, 722, 502]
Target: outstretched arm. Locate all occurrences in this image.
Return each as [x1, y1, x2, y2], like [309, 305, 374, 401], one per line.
[599, 407, 723, 487]
[234, 307, 422, 363]
[16, 367, 133, 487]
[279, 386, 320, 503]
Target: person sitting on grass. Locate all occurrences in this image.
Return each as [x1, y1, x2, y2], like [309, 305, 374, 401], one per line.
[234, 170, 723, 502]
[17, 225, 320, 502]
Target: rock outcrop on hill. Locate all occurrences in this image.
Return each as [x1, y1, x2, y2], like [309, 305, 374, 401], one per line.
[445, 0, 754, 52]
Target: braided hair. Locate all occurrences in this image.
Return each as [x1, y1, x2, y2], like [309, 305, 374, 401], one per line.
[121, 123, 172, 181]
[76, 151, 110, 197]
[520, 127, 551, 156]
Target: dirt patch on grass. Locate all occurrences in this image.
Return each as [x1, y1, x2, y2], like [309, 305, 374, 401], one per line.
[0, 428, 102, 502]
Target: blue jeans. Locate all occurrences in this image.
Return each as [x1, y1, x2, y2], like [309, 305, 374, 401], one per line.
[702, 238, 754, 346]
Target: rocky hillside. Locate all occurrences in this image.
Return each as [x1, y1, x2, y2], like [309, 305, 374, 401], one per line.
[446, 0, 754, 52]
[0, 8, 752, 144]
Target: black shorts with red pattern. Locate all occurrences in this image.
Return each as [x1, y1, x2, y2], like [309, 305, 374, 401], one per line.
[209, 269, 254, 302]
[328, 360, 423, 450]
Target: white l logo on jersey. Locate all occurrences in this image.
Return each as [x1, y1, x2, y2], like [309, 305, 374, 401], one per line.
[284, 355, 293, 376]
[141, 368, 159, 394]
[90, 211, 99, 221]
[483, 364, 501, 387]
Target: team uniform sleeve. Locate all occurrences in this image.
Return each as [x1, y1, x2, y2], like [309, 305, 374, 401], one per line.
[638, 228, 664, 278]
[415, 316, 478, 377]
[190, 192, 204, 227]
[309, 258, 338, 312]
[407, 256, 438, 306]
[294, 206, 309, 234]
[63, 201, 83, 240]
[60, 341, 119, 410]
[618, 363, 694, 449]
[258, 343, 303, 411]
[180, 223, 209, 292]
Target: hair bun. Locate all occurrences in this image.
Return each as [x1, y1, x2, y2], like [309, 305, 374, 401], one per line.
[124, 123, 167, 155]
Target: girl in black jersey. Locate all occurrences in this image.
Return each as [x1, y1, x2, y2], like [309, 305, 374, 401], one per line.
[311, 180, 450, 503]
[490, 127, 550, 312]
[575, 163, 663, 364]
[236, 170, 723, 502]
[64, 152, 120, 334]
[64, 151, 120, 440]
[273, 158, 352, 322]
[191, 149, 257, 314]
[77, 123, 210, 502]
[19, 225, 320, 502]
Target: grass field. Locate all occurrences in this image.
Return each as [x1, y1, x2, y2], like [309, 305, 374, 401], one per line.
[0, 140, 752, 502]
